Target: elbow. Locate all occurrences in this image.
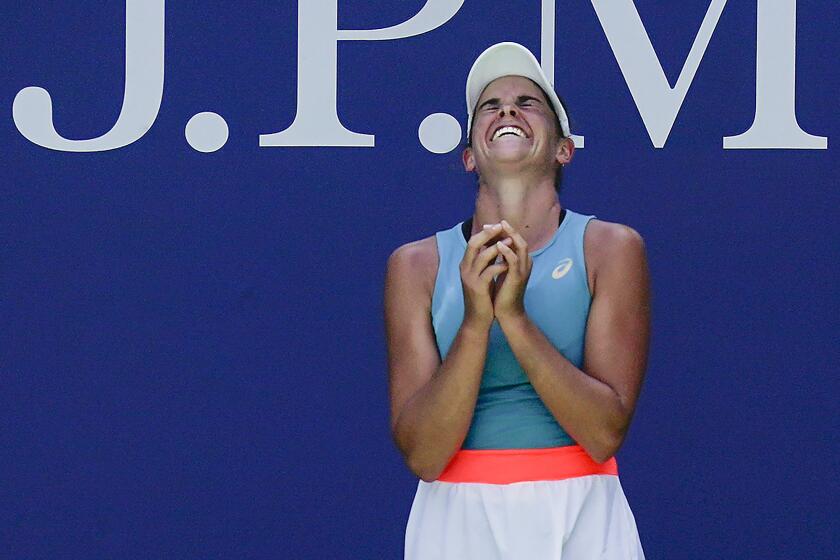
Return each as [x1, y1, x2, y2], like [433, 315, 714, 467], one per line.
[417, 470, 442, 483]
[588, 399, 633, 464]
[587, 427, 627, 465]
[407, 452, 446, 482]
[392, 429, 446, 482]
[589, 447, 617, 465]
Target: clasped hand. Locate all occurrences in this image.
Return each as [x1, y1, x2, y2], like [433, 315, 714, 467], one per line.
[486, 220, 532, 321]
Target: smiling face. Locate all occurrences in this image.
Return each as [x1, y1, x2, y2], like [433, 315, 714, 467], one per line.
[463, 75, 572, 180]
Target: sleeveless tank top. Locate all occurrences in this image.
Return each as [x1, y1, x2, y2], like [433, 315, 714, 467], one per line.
[431, 209, 597, 449]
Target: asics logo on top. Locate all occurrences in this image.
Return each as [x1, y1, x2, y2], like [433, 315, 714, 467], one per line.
[552, 258, 573, 279]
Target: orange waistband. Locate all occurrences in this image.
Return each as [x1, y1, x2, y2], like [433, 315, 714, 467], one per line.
[436, 445, 618, 484]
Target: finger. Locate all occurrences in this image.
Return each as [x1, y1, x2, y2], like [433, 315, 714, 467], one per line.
[500, 220, 529, 262]
[479, 262, 508, 283]
[465, 224, 504, 265]
[475, 238, 513, 270]
[495, 240, 519, 271]
[480, 224, 511, 249]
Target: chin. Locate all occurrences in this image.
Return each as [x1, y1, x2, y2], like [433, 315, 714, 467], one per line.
[491, 150, 531, 164]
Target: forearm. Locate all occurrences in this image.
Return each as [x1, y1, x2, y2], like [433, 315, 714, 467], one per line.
[497, 313, 627, 462]
[393, 320, 490, 481]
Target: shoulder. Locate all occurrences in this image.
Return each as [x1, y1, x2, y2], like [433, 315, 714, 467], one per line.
[385, 235, 439, 300]
[387, 234, 439, 272]
[583, 219, 647, 295]
[584, 219, 645, 253]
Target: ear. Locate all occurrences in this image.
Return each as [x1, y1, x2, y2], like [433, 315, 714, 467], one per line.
[462, 147, 476, 172]
[555, 137, 575, 166]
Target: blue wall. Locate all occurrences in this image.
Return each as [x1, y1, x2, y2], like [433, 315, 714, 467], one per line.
[2, 1, 837, 558]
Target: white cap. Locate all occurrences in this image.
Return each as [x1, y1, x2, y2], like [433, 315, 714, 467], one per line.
[466, 42, 570, 140]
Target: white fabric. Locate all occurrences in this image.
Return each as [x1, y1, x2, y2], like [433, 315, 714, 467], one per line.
[405, 474, 644, 559]
[465, 42, 571, 139]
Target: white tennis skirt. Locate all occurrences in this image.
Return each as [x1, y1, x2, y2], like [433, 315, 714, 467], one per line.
[404, 445, 645, 560]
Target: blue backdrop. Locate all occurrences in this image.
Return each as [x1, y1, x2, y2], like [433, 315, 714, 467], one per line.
[2, 1, 837, 558]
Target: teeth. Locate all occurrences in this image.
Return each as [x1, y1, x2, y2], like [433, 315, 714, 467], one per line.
[492, 126, 525, 141]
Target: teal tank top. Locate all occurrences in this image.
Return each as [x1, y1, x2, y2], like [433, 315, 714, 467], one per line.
[431, 209, 596, 449]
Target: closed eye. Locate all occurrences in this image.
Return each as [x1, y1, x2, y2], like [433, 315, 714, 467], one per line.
[477, 95, 543, 111]
[517, 95, 541, 107]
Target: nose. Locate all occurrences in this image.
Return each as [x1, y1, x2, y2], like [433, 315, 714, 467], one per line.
[499, 103, 517, 118]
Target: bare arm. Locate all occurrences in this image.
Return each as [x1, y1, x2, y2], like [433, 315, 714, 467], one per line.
[385, 229, 510, 481]
[496, 221, 651, 463]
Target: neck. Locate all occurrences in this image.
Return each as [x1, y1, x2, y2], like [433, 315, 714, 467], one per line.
[471, 175, 562, 252]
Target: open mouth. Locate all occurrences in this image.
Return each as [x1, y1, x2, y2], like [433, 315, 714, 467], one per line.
[491, 126, 527, 142]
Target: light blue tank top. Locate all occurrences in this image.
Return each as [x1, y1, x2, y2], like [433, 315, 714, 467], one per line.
[431, 209, 596, 449]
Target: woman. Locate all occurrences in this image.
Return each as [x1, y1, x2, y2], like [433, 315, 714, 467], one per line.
[384, 42, 650, 559]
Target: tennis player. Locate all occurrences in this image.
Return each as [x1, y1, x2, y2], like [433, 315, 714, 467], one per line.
[384, 42, 650, 559]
